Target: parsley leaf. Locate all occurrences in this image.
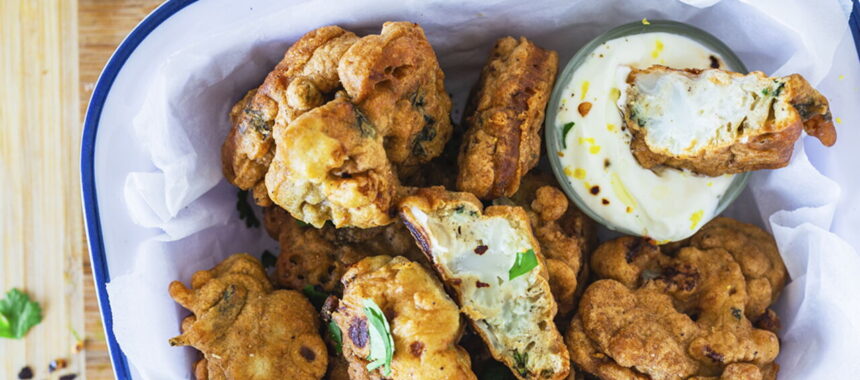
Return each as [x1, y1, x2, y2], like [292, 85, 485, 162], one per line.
[261, 250, 277, 269]
[328, 320, 343, 355]
[561, 122, 575, 148]
[508, 249, 538, 280]
[302, 285, 329, 310]
[363, 299, 394, 376]
[0, 289, 43, 339]
[236, 189, 260, 228]
[512, 350, 529, 377]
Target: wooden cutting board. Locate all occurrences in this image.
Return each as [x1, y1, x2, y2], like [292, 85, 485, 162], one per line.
[1, 1, 161, 379]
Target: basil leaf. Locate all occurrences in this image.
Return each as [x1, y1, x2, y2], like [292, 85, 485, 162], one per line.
[508, 249, 538, 280]
[328, 321, 343, 355]
[0, 289, 43, 339]
[302, 285, 329, 310]
[363, 299, 394, 376]
[561, 122, 575, 148]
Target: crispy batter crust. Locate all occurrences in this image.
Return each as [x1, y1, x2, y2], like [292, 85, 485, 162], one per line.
[571, 230, 784, 380]
[330, 256, 476, 380]
[262, 206, 424, 292]
[169, 254, 327, 380]
[457, 37, 558, 199]
[265, 96, 398, 228]
[399, 187, 570, 380]
[338, 22, 453, 175]
[222, 26, 358, 204]
[509, 173, 597, 319]
[625, 66, 836, 176]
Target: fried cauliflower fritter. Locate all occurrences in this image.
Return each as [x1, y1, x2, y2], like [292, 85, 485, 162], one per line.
[399, 188, 570, 380]
[457, 37, 558, 199]
[569, 234, 784, 380]
[689, 217, 787, 320]
[265, 96, 399, 228]
[508, 173, 596, 319]
[222, 26, 358, 205]
[338, 22, 453, 176]
[328, 256, 476, 380]
[168, 254, 327, 380]
[262, 206, 424, 293]
[624, 66, 836, 176]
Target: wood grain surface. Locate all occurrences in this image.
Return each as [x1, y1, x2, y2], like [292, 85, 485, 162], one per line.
[1, 0, 85, 379]
[1, 1, 161, 379]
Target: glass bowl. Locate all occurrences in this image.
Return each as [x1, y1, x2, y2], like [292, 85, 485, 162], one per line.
[544, 20, 751, 239]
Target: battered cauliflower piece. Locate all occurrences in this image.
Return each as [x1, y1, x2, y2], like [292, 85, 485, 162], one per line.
[457, 37, 558, 199]
[262, 206, 424, 292]
[222, 26, 358, 204]
[570, 235, 783, 379]
[265, 96, 399, 228]
[168, 254, 327, 380]
[508, 173, 596, 319]
[327, 256, 476, 380]
[338, 22, 453, 175]
[689, 217, 787, 320]
[399, 188, 569, 380]
[623, 66, 836, 176]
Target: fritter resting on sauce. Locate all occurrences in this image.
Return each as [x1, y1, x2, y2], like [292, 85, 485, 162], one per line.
[265, 96, 399, 228]
[222, 26, 358, 205]
[568, 225, 786, 380]
[262, 206, 424, 293]
[327, 255, 476, 380]
[338, 21, 453, 177]
[624, 66, 836, 176]
[399, 187, 570, 380]
[168, 254, 327, 380]
[508, 173, 596, 320]
[457, 37, 558, 199]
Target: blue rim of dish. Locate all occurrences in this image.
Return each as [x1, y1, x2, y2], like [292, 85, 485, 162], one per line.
[81, 1, 198, 378]
[80, 1, 860, 379]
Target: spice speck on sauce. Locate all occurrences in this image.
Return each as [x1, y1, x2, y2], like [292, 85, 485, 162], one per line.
[578, 101, 592, 117]
[49, 359, 68, 373]
[590, 186, 601, 195]
[474, 245, 489, 255]
[602, 198, 610, 205]
[709, 55, 720, 68]
[476, 281, 490, 288]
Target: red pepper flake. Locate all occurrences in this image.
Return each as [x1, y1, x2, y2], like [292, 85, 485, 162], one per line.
[474, 245, 488, 255]
[49, 359, 68, 373]
[589, 185, 600, 195]
[601, 198, 610, 205]
[476, 281, 490, 288]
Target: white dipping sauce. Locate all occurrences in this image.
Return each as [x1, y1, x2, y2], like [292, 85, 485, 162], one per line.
[555, 32, 736, 242]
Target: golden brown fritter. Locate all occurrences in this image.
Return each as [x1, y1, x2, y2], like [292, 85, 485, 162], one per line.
[689, 217, 787, 320]
[265, 96, 399, 228]
[571, 236, 783, 379]
[222, 26, 358, 205]
[457, 37, 558, 199]
[399, 187, 570, 380]
[508, 173, 596, 319]
[328, 256, 476, 380]
[262, 206, 424, 293]
[338, 22, 453, 176]
[625, 66, 836, 176]
[168, 254, 327, 380]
